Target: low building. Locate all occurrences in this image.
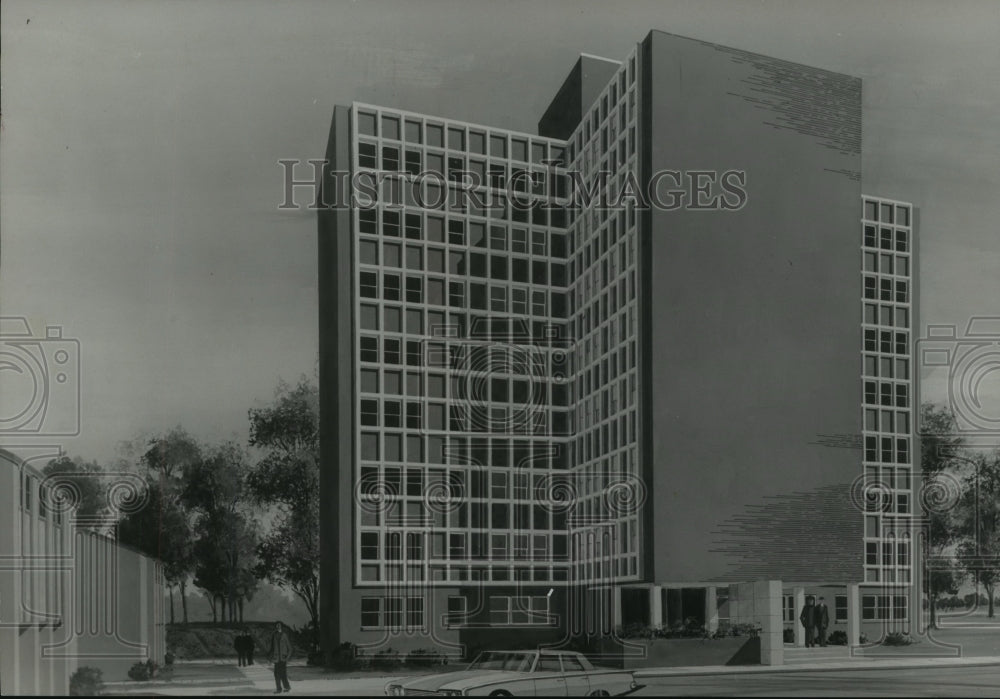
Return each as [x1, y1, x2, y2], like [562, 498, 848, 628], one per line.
[0, 448, 166, 695]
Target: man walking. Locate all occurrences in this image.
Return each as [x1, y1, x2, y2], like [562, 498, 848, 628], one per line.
[799, 596, 817, 648]
[267, 622, 293, 693]
[245, 628, 256, 665]
[234, 631, 246, 667]
[815, 597, 831, 647]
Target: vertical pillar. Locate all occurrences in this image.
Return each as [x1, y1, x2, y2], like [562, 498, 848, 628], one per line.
[847, 583, 861, 648]
[612, 585, 622, 631]
[649, 585, 663, 630]
[794, 587, 805, 647]
[705, 586, 719, 634]
[758, 580, 783, 666]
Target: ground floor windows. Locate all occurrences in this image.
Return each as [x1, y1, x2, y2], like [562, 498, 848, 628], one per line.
[488, 595, 550, 626]
[861, 594, 908, 621]
[360, 595, 426, 630]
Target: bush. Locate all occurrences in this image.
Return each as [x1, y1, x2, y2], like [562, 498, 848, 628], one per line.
[328, 642, 368, 671]
[712, 622, 761, 639]
[859, 632, 870, 645]
[70, 667, 104, 696]
[882, 632, 912, 646]
[783, 628, 795, 643]
[127, 659, 158, 681]
[405, 648, 449, 667]
[827, 630, 848, 646]
[621, 622, 655, 639]
[372, 648, 401, 671]
[164, 651, 175, 666]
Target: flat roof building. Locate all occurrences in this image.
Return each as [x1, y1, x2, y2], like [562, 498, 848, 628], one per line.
[318, 29, 918, 658]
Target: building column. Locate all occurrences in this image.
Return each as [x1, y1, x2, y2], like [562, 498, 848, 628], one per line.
[794, 587, 805, 647]
[649, 585, 663, 630]
[705, 586, 719, 634]
[612, 585, 623, 631]
[847, 583, 861, 648]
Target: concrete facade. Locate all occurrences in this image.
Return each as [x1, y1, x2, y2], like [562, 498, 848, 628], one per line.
[317, 29, 919, 659]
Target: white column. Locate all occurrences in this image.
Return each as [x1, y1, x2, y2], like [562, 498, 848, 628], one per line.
[847, 583, 861, 648]
[705, 586, 719, 634]
[794, 587, 806, 647]
[649, 586, 663, 630]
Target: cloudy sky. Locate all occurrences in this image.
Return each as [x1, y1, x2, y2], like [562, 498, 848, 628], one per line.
[2, 0, 999, 464]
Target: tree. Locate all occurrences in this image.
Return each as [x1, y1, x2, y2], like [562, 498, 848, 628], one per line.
[954, 449, 1000, 618]
[918, 403, 967, 628]
[183, 442, 259, 623]
[116, 479, 194, 625]
[42, 456, 108, 526]
[246, 378, 320, 646]
[130, 427, 202, 623]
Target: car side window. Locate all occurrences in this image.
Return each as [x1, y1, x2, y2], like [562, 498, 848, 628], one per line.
[561, 656, 586, 672]
[536, 656, 562, 672]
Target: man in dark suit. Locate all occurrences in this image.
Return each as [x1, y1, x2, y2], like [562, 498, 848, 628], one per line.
[245, 628, 256, 665]
[234, 632, 246, 666]
[815, 597, 831, 647]
[799, 596, 817, 648]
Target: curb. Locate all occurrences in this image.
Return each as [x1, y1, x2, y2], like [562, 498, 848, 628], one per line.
[634, 656, 1000, 678]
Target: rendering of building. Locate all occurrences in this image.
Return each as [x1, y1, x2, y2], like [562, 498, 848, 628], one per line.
[0, 448, 166, 695]
[318, 29, 919, 658]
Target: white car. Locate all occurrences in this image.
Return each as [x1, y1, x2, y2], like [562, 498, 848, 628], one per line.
[384, 649, 644, 696]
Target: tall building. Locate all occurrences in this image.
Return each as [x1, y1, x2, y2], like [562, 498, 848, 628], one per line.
[318, 30, 919, 656]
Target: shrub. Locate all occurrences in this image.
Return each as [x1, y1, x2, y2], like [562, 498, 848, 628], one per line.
[859, 632, 870, 645]
[328, 642, 368, 671]
[621, 622, 654, 639]
[372, 648, 401, 671]
[712, 622, 760, 639]
[164, 651, 175, 666]
[70, 667, 104, 696]
[783, 628, 795, 643]
[127, 659, 158, 681]
[827, 630, 848, 645]
[405, 648, 449, 667]
[882, 632, 912, 646]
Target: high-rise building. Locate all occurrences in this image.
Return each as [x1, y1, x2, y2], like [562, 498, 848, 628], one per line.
[318, 30, 918, 655]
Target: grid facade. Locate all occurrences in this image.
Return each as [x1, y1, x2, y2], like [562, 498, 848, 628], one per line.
[350, 104, 574, 589]
[861, 195, 915, 594]
[562, 48, 644, 584]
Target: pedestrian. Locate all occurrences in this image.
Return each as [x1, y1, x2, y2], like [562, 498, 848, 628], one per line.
[245, 628, 256, 665]
[267, 622, 293, 693]
[815, 596, 831, 647]
[799, 596, 817, 648]
[234, 631, 246, 666]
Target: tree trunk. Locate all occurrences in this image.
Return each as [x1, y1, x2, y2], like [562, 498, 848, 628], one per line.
[169, 585, 175, 625]
[989, 586, 996, 618]
[209, 594, 217, 623]
[180, 579, 189, 624]
[930, 593, 938, 629]
[238, 597, 244, 624]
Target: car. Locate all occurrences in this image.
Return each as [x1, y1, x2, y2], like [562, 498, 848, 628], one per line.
[384, 649, 644, 696]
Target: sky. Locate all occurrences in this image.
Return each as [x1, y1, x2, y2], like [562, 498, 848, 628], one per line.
[2, 0, 999, 465]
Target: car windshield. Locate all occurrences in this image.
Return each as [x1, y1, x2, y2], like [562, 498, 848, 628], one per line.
[469, 651, 535, 672]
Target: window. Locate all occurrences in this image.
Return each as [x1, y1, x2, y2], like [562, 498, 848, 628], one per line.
[360, 271, 377, 298]
[360, 337, 378, 363]
[835, 595, 848, 623]
[384, 274, 401, 301]
[361, 598, 381, 628]
[360, 399, 379, 426]
[783, 595, 795, 623]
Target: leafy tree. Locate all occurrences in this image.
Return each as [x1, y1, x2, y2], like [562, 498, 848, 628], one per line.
[129, 427, 202, 623]
[918, 403, 967, 628]
[183, 442, 259, 623]
[954, 449, 1000, 618]
[246, 378, 320, 645]
[42, 456, 108, 525]
[116, 479, 194, 624]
